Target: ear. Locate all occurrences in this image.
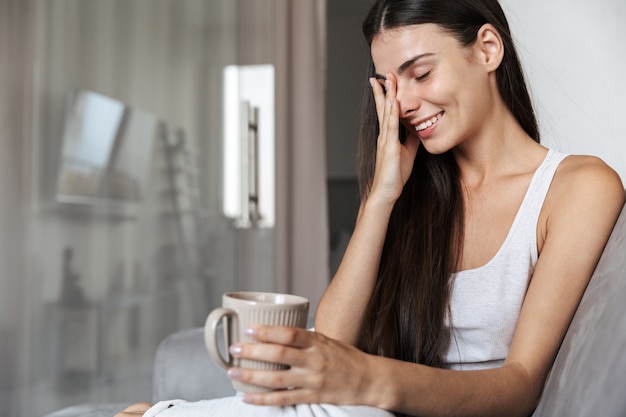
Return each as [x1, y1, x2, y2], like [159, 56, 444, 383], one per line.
[474, 23, 504, 72]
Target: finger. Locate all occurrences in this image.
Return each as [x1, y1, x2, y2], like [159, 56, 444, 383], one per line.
[378, 78, 393, 148]
[228, 366, 314, 392]
[246, 325, 314, 349]
[380, 74, 400, 146]
[230, 339, 308, 368]
[384, 76, 399, 144]
[369, 77, 386, 123]
[385, 72, 397, 100]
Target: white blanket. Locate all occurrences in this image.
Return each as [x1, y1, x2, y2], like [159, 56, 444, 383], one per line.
[144, 395, 395, 417]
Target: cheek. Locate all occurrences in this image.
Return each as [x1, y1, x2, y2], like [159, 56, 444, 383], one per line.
[425, 79, 453, 105]
[429, 66, 474, 101]
[431, 69, 483, 109]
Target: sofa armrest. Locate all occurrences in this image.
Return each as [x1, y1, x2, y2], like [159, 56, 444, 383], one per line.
[152, 327, 235, 402]
[533, 203, 626, 416]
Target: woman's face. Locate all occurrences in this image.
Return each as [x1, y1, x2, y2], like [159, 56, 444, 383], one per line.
[370, 23, 495, 154]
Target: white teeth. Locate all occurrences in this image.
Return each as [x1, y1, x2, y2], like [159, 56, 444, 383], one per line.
[416, 113, 442, 132]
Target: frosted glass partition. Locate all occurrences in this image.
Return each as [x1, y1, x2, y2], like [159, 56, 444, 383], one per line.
[27, 1, 246, 415]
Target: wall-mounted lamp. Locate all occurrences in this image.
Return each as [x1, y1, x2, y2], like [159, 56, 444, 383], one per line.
[222, 64, 275, 228]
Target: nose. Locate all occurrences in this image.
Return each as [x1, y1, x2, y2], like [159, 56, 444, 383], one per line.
[395, 80, 421, 118]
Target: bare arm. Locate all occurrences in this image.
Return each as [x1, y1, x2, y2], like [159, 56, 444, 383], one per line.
[314, 197, 393, 343]
[315, 74, 419, 343]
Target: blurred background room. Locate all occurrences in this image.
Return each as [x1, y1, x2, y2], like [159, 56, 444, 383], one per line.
[1, 0, 624, 416]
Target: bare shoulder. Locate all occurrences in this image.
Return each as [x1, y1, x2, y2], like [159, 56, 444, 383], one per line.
[548, 154, 625, 215]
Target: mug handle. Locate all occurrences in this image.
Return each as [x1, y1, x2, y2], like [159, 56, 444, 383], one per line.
[204, 307, 238, 370]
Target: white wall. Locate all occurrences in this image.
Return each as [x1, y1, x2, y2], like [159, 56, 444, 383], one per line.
[502, 0, 626, 182]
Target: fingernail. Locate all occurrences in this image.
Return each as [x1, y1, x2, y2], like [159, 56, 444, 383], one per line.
[369, 77, 375, 88]
[244, 327, 257, 337]
[385, 79, 390, 90]
[242, 394, 255, 404]
[229, 345, 242, 356]
[227, 368, 242, 380]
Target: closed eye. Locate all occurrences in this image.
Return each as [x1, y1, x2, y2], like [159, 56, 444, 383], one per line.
[416, 71, 431, 81]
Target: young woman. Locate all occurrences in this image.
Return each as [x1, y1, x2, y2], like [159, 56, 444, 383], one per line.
[117, 0, 624, 416]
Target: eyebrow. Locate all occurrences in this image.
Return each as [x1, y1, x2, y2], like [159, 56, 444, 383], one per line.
[374, 52, 435, 80]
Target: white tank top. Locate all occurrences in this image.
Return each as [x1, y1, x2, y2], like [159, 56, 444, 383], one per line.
[444, 149, 569, 370]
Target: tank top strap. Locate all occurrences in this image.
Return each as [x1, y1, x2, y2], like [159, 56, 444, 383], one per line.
[515, 148, 569, 263]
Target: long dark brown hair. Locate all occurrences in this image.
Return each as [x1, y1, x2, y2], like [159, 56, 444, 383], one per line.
[356, 0, 540, 371]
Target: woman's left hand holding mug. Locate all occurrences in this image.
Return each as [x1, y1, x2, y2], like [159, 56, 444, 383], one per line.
[227, 326, 383, 408]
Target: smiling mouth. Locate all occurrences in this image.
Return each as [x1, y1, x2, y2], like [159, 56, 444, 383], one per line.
[415, 112, 443, 132]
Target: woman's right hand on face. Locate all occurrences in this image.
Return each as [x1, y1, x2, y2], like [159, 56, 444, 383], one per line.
[369, 73, 420, 204]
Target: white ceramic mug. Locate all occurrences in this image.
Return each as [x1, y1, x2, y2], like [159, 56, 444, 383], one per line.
[204, 291, 309, 393]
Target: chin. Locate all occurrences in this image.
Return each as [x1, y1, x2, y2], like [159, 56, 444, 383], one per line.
[419, 139, 453, 156]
